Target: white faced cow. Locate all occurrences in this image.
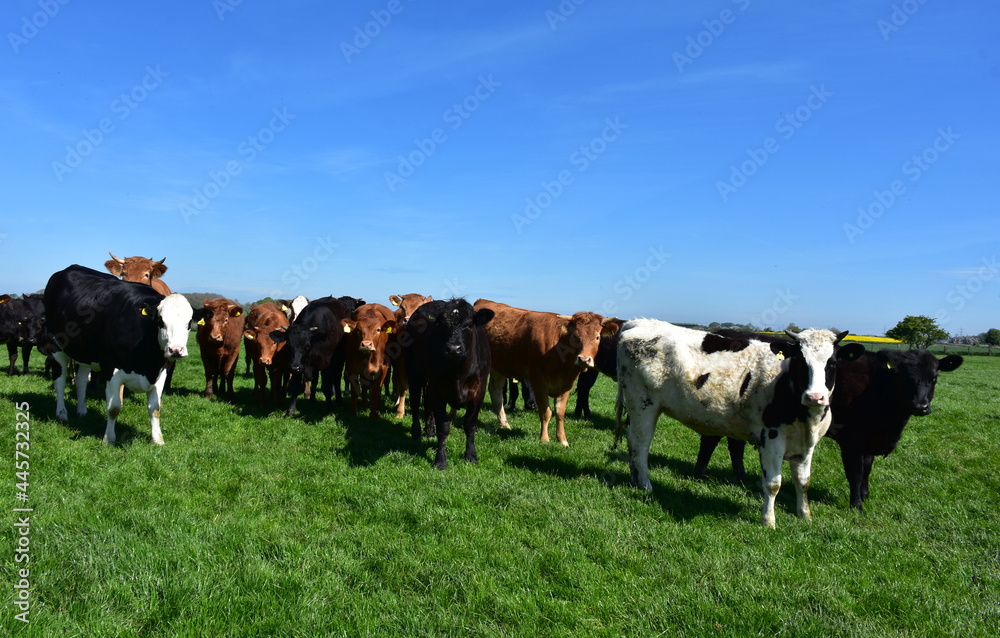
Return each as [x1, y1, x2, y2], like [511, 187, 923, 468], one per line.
[615, 319, 863, 527]
[44, 265, 195, 445]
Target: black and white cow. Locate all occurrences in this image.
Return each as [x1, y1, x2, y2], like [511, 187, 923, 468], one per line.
[615, 319, 863, 527]
[43, 265, 196, 445]
[694, 348, 963, 512]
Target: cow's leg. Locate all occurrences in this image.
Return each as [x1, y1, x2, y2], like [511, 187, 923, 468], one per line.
[573, 368, 598, 419]
[393, 364, 408, 419]
[536, 391, 553, 444]
[625, 406, 657, 492]
[408, 376, 424, 441]
[758, 430, 786, 528]
[253, 361, 267, 408]
[203, 370, 215, 398]
[21, 344, 32, 374]
[463, 401, 481, 465]
[104, 371, 125, 445]
[789, 449, 814, 521]
[53, 351, 72, 422]
[727, 437, 747, 481]
[146, 369, 168, 445]
[6, 342, 17, 375]
[433, 404, 450, 471]
[321, 365, 335, 411]
[286, 373, 302, 417]
[839, 441, 865, 512]
[487, 373, 510, 429]
[552, 389, 571, 447]
[75, 364, 92, 418]
[861, 454, 875, 503]
[347, 373, 361, 416]
[694, 435, 723, 477]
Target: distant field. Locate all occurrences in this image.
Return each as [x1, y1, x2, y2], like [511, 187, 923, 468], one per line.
[2, 337, 999, 636]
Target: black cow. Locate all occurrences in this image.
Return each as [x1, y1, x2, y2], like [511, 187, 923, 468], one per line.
[1, 294, 45, 375]
[402, 299, 494, 470]
[269, 296, 353, 417]
[43, 265, 196, 445]
[573, 317, 625, 418]
[694, 348, 963, 512]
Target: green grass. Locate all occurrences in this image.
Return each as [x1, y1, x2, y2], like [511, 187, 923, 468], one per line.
[2, 337, 999, 636]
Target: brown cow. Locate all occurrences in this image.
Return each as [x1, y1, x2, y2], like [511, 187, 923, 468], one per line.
[388, 293, 432, 418]
[341, 303, 397, 418]
[104, 252, 172, 295]
[243, 303, 290, 408]
[473, 299, 619, 447]
[196, 298, 244, 401]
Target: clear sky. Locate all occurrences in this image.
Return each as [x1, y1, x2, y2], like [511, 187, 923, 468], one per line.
[2, 0, 997, 336]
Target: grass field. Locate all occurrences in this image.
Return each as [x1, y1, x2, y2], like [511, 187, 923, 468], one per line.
[2, 337, 999, 637]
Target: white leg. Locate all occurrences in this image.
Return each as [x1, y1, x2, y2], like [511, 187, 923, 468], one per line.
[789, 450, 814, 520]
[148, 368, 167, 445]
[105, 371, 124, 445]
[758, 431, 786, 528]
[625, 407, 658, 493]
[53, 352, 71, 422]
[487, 374, 510, 429]
[75, 364, 92, 418]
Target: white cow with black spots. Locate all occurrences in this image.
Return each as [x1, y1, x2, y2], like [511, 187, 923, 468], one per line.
[615, 319, 863, 527]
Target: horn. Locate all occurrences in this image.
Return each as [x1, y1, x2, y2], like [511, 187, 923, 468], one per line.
[834, 330, 850, 344]
[109, 251, 125, 264]
[785, 328, 801, 341]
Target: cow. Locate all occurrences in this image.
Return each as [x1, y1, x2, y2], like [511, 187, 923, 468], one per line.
[341, 303, 397, 418]
[503, 378, 537, 414]
[242, 303, 291, 408]
[43, 265, 195, 445]
[195, 298, 244, 401]
[473, 299, 619, 447]
[269, 296, 353, 417]
[692, 348, 963, 513]
[402, 298, 493, 470]
[573, 317, 625, 418]
[105, 252, 172, 295]
[387, 293, 432, 418]
[274, 295, 310, 323]
[615, 319, 864, 527]
[0, 294, 47, 375]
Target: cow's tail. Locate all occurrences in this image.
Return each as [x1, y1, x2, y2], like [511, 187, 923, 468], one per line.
[613, 380, 625, 451]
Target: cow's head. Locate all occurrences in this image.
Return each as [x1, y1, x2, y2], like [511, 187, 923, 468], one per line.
[878, 350, 963, 416]
[390, 293, 432, 326]
[557, 312, 617, 369]
[342, 306, 396, 363]
[105, 252, 168, 286]
[196, 299, 243, 342]
[422, 299, 493, 363]
[146, 293, 194, 359]
[243, 306, 289, 367]
[270, 324, 326, 373]
[776, 329, 865, 407]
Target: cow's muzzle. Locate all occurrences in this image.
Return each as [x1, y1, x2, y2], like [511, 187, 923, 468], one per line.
[575, 355, 595, 368]
[802, 392, 828, 407]
[166, 345, 188, 359]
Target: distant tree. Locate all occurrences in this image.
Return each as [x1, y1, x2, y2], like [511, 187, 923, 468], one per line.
[885, 315, 949, 349]
[785, 323, 802, 333]
[983, 328, 1000, 346]
[708, 322, 721, 330]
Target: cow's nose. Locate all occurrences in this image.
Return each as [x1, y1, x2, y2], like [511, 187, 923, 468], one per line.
[260, 357, 271, 366]
[913, 402, 931, 416]
[803, 392, 827, 406]
[576, 356, 594, 368]
[360, 341, 375, 352]
[212, 334, 224, 342]
[291, 364, 303, 373]
[166, 346, 187, 359]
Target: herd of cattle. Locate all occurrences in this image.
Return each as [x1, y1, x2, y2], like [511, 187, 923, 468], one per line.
[0, 254, 966, 527]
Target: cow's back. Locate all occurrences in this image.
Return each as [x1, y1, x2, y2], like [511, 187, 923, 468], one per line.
[474, 299, 560, 378]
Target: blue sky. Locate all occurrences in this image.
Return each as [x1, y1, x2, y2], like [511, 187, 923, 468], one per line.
[2, 0, 997, 336]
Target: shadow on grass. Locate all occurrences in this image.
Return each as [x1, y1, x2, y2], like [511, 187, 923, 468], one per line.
[339, 412, 428, 468]
[14, 390, 151, 446]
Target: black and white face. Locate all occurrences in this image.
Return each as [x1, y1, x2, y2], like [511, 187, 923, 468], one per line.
[156, 294, 194, 359]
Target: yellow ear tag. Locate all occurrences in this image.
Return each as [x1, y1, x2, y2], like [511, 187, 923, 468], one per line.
[0, 298, 7, 304]
[198, 318, 206, 326]
[886, 362, 893, 369]
[343, 324, 351, 333]
[236, 311, 242, 317]
[775, 352, 785, 361]
[281, 305, 289, 312]
[386, 327, 393, 334]
[141, 308, 148, 316]
[246, 333, 255, 340]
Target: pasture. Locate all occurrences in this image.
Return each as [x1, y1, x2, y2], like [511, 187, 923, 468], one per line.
[2, 337, 999, 637]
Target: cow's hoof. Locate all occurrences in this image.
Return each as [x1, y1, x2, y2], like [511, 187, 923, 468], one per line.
[75, 408, 87, 418]
[56, 408, 68, 422]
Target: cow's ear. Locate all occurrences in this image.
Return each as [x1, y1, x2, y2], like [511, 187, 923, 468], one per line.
[389, 295, 402, 307]
[104, 260, 124, 277]
[770, 341, 792, 359]
[426, 295, 432, 302]
[834, 330, 850, 344]
[230, 305, 244, 318]
[601, 319, 621, 337]
[151, 259, 168, 278]
[269, 329, 287, 344]
[381, 319, 397, 334]
[342, 319, 356, 334]
[138, 303, 156, 318]
[310, 331, 328, 344]
[939, 354, 964, 372]
[243, 330, 256, 341]
[193, 308, 213, 324]
[473, 308, 494, 326]
[838, 343, 865, 361]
